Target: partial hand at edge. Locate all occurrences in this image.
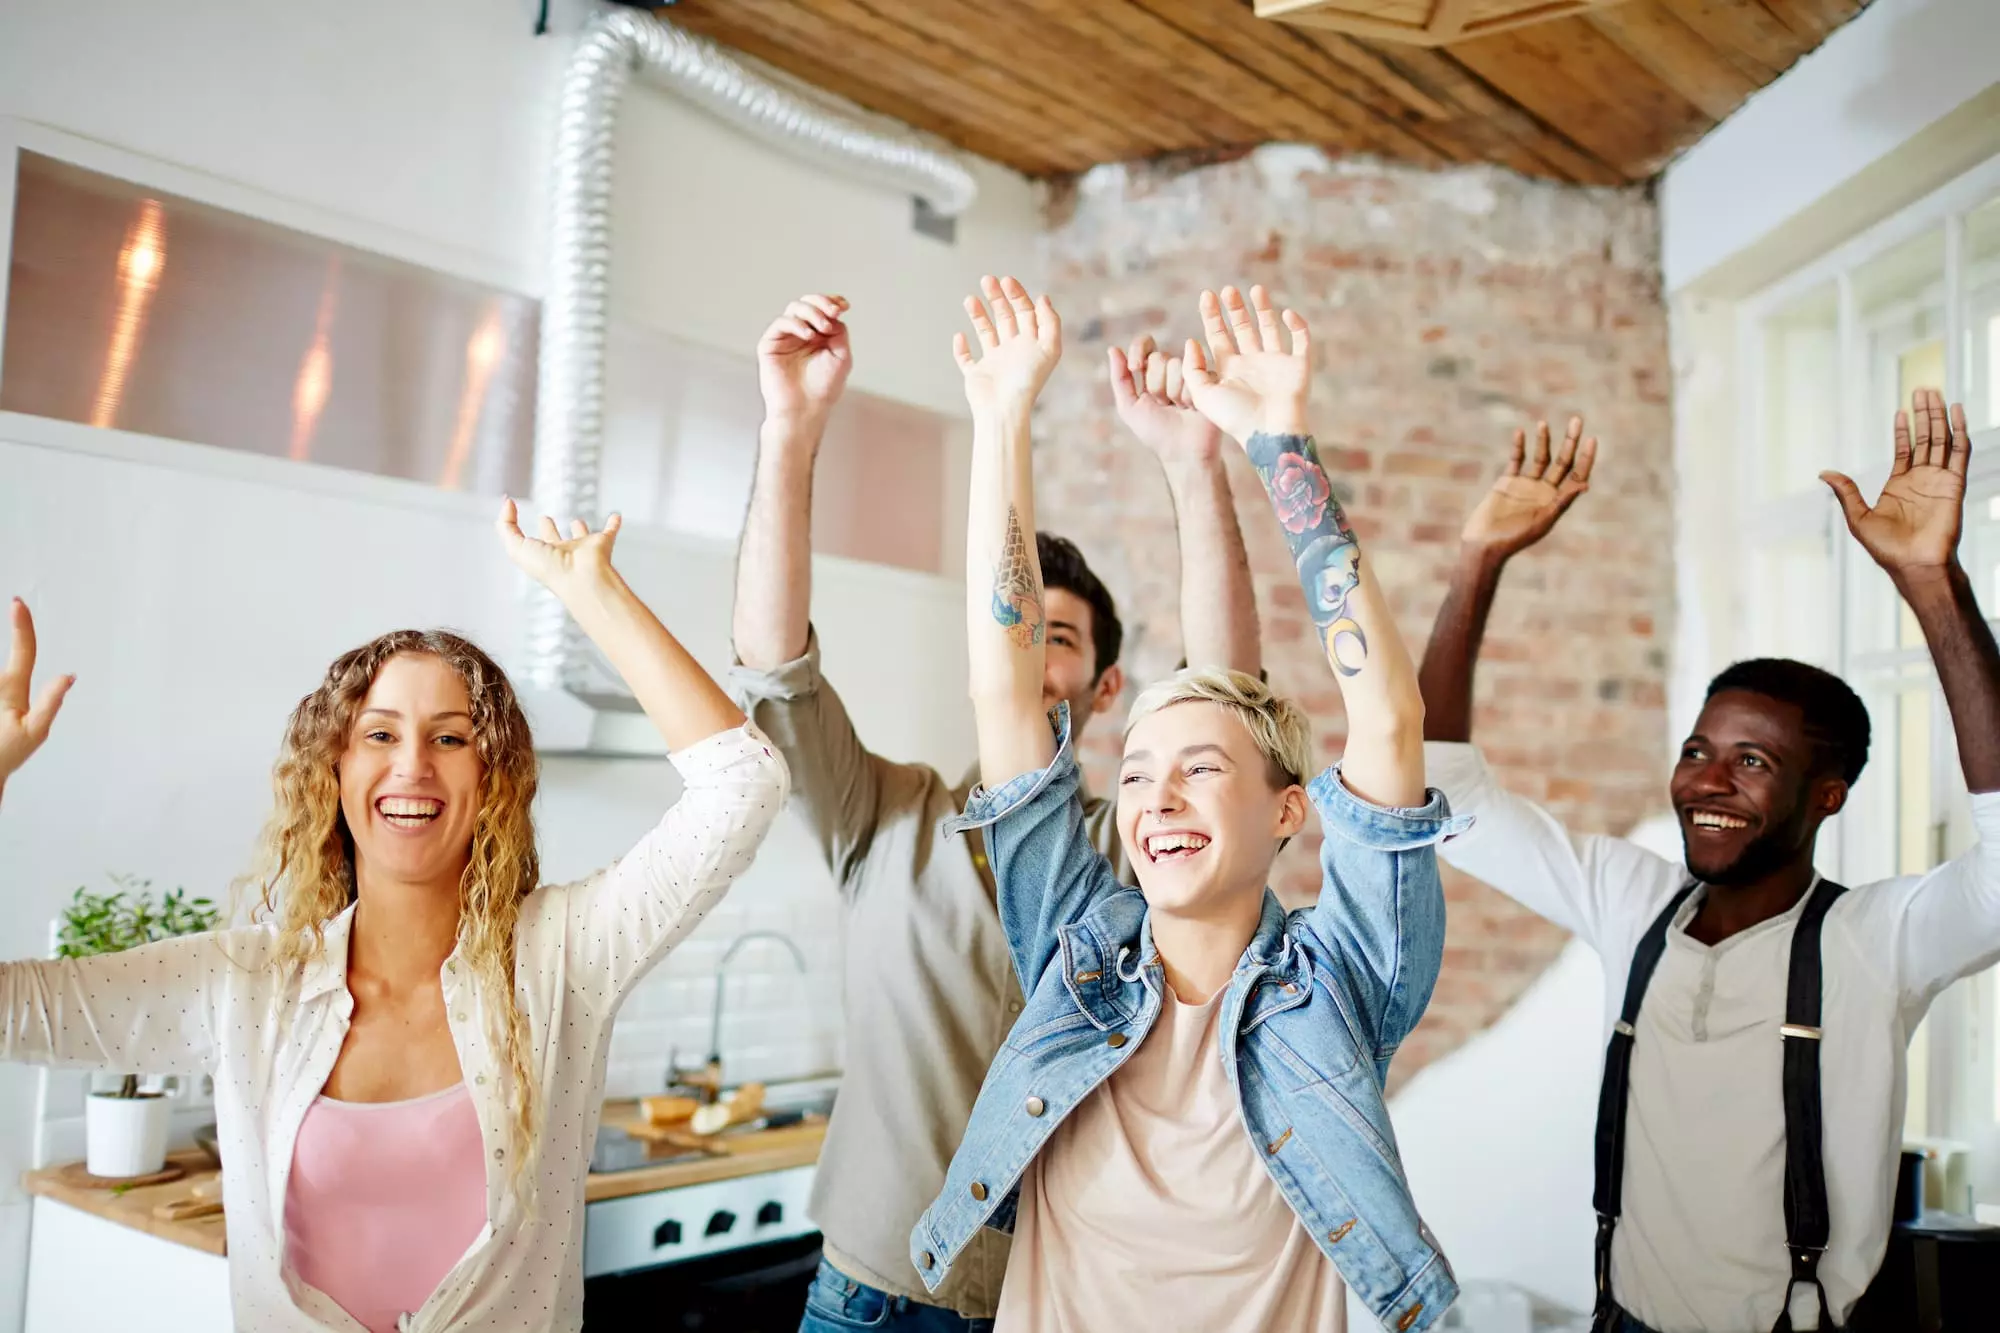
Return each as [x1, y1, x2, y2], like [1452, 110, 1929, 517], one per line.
[0, 599, 74, 793]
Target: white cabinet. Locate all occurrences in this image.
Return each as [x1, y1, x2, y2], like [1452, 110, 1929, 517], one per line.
[23, 1198, 232, 1333]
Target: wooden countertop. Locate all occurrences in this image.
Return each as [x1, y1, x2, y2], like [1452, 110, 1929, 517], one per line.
[584, 1099, 825, 1203]
[21, 1108, 826, 1255]
[22, 1151, 227, 1257]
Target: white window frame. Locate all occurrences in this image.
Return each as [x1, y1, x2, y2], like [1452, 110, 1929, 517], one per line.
[1736, 151, 2000, 1195]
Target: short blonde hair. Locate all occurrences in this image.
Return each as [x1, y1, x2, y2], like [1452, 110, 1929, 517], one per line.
[1125, 667, 1313, 789]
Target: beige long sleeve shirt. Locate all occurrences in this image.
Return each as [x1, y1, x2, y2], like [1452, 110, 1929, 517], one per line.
[731, 633, 1130, 1318]
[0, 724, 787, 1332]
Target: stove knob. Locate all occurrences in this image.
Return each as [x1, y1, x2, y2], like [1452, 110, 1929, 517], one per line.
[704, 1209, 737, 1237]
[653, 1219, 682, 1248]
[757, 1201, 784, 1226]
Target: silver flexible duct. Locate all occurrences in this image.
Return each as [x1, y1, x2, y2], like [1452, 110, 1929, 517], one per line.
[526, 7, 979, 693]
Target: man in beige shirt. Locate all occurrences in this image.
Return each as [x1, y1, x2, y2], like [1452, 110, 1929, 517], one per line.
[729, 293, 1263, 1332]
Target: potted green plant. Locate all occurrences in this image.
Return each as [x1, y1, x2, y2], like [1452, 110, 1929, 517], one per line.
[57, 876, 220, 1178]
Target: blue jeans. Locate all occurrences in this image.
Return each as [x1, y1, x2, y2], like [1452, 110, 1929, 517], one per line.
[798, 1260, 995, 1333]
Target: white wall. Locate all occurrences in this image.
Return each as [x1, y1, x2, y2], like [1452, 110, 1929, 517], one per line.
[0, 0, 1042, 1326]
[1660, 0, 2000, 293]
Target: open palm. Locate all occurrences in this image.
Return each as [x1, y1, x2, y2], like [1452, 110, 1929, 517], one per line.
[1824, 389, 1968, 574]
[1462, 418, 1597, 556]
[1183, 285, 1310, 445]
[496, 498, 621, 596]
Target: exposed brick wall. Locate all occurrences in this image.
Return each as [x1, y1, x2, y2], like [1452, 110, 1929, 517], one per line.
[1033, 147, 1675, 1087]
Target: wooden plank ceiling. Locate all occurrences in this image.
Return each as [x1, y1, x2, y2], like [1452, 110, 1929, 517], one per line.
[661, 0, 1870, 185]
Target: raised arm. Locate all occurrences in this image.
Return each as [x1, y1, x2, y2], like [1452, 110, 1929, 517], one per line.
[1825, 392, 1999, 795]
[1825, 393, 2000, 991]
[957, 276, 1064, 787]
[1419, 419, 1596, 742]
[728, 297, 889, 885]
[0, 599, 74, 810]
[733, 295, 852, 671]
[501, 500, 786, 991]
[501, 500, 743, 750]
[1183, 285, 1421, 808]
[0, 603, 222, 1072]
[1109, 336, 1261, 675]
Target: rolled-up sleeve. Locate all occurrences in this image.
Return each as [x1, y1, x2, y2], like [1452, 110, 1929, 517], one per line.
[729, 630, 886, 890]
[945, 705, 1122, 993]
[1305, 767, 1465, 1057]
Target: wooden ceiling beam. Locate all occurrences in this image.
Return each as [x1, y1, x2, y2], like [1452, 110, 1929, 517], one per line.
[662, 5, 1062, 173]
[1376, 42, 1629, 184]
[1117, 0, 1457, 168]
[1653, 0, 1806, 80]
[904, 0, 1280, 152]
[1006, 0, 1380, 150]
[1449, 18, 1711, 177]
[785, 0, 1141, 164]
[853, 0, 1230, 153]
[1586, 1, 1761, 121]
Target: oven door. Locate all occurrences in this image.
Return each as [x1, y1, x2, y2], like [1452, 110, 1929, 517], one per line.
[582, 1165, 821, 1330]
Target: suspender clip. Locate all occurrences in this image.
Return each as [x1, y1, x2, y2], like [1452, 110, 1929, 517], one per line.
[1612, 1020, 1634, 1038]
[1780, 1023, 1823, 1041]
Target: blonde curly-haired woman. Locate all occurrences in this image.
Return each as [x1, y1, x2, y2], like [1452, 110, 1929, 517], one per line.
[0, 500, 789, 1333]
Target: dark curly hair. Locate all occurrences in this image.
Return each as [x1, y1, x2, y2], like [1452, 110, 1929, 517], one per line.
[1705, 658, 1871, 785]
[1037, 532, 1122, 678]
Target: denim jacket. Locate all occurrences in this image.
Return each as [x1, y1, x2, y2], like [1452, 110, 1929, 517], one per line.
[908, 708, 1468, 1333]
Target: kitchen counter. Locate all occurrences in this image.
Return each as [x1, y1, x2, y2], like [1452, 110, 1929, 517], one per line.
[586, 1099, 826, 1203]
[21, 1151, 226, 1257]
[19, 1109, 827, 1257]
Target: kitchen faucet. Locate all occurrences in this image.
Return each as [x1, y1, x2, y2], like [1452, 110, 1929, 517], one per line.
[666, 930, 809, 1098]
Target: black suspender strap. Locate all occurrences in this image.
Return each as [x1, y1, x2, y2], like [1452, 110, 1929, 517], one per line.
[1772, 879, 1848, 1333]
[1591, 882, 1697, 1330]
[1590, 879, 1850, 1333]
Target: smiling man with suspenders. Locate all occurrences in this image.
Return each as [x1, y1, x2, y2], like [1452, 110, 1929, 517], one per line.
[1413, 397, 2000, 1332]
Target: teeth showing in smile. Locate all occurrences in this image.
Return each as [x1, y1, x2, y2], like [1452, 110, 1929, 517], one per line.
[1689, 811, 1748, 831]
[1146, 832, 1210, 860]
[378, 797, 443, 827]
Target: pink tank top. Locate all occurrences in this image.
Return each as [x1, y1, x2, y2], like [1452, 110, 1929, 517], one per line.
[285, 1082, 488, 1333]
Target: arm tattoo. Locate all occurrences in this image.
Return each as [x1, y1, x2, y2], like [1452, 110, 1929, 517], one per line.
[991, 504, 1045, 650]
[1247, 432, 1367, 677]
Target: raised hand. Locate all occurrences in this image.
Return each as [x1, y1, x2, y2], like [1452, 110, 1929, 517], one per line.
[953, 275, 1062, 415]
[1182, 285, 1311, 444]
[1109, 335, 1221, 465]
[0, 599, 73, 792]
[1823, 389, 1969, 577]
[1461, 417, 1597, 558]
[757, 294, 852, 430]
[496, 498, 624, 599]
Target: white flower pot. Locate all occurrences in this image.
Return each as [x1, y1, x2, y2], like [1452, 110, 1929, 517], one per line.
[85, 1091, 170, 1178]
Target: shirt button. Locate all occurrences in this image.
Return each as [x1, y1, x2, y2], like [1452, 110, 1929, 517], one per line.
[1025, 1096, 1046, 1117]
[1008, 1000, 1022, 1014]
[1282, 982, 1300, 995]
[493, 1148, 504, 1161]
[455, 1012, 467, 1023]
[475, 1074, 487, 1086]
[969, 1182, 988, 1201]
[919, 1251, 935, 1270]
[1106, 1033, 1127, 1049]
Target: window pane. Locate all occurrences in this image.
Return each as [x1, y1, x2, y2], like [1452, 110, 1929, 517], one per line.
[1966, 197, 2000, 431]
[1747, 533, 1834, 666]
[2, 151, 536, 494]
[1760, 282, 1840, 497]
[1855, 227, 1947, 459]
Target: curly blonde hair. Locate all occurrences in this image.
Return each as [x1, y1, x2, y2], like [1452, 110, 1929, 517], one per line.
[244, 630, 541, 1196]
